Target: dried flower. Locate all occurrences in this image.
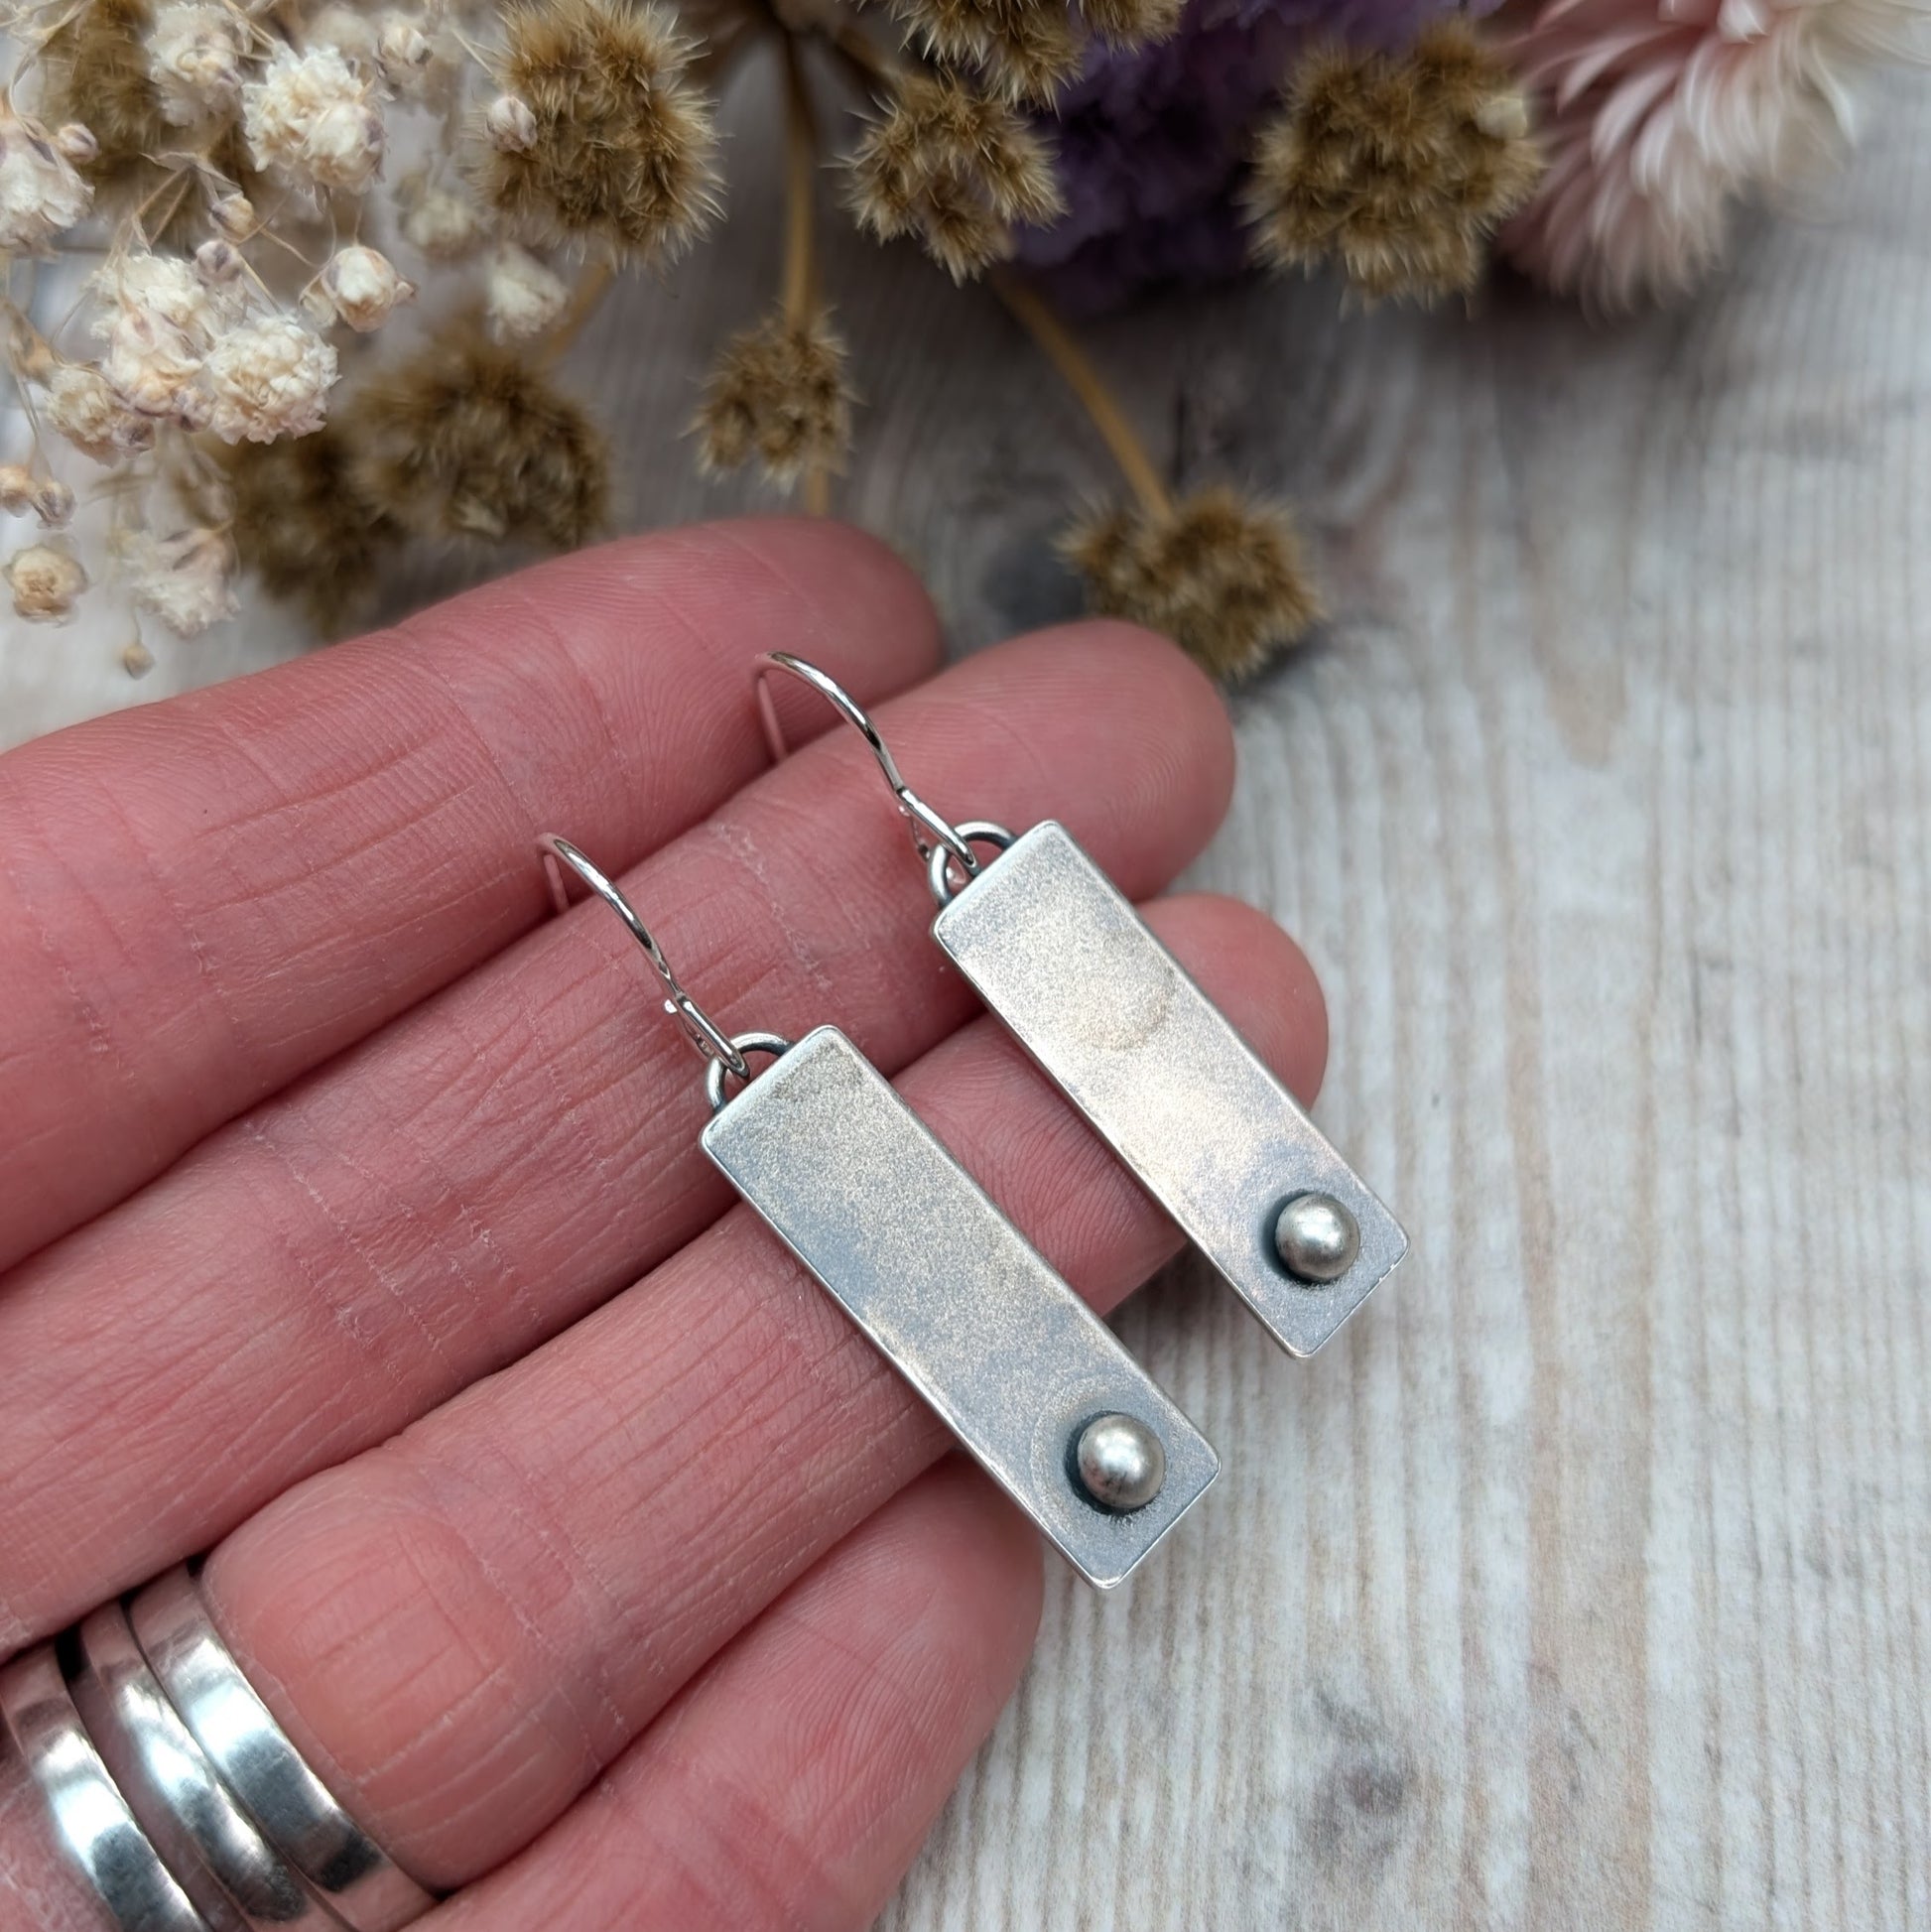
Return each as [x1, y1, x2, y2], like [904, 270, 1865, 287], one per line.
[100, 309, 204, 417]
[1247, 22, 1542, 301]
[377, 13, 435, 84]
[194, 236, 242, 282]
[209, 189, 256, 237]
[41, 362, 157, 461]
[1079, 0, 1187, 44]
[242, 45, 386, 193]
[847, 74, 1064, 280]
[0, 465, 34, 513]
[1501, 0, 1919, 305]
[485, 92, 538, 152]
[202, 314, 338, 441]
[145, 2, 243, 126]
[477, 0, 718, 260]
[221, 426, 401, 629]
[53, 123, 99, 165]
[351, 330, 609, 547]
[0, 110, 94, 250]
[484, 242, 569, 339]
[1063, 486, 1321, 679]
[893, 0, 1085, 103]
[398, 170, 486, 258]
[125, 525, 238, 635]
[5, 543, 87, 622]
[694, 310, 854, 488]
[321, 244, 415, 330]
[32, 480, 77, 527]
[305, 2, 380, 64]
[94, 250, 232, 342]
[41, 0, 170, 193]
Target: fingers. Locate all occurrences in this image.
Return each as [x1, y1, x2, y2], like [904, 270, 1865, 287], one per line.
[203, 894, 1325, 1885]
[0, 519, 941, 1271]
[428, 1462, 1042, 1932]
[0, 625, 1238, 1649]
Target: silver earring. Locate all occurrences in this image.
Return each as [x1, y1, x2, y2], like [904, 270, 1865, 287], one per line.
[752, 655, 1407, 1361]
[538, 836, 1219, 1590]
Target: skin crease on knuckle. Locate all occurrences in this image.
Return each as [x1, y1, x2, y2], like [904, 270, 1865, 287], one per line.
[0, 619, 1239, 1654]
[196, 895, 1325, 1889]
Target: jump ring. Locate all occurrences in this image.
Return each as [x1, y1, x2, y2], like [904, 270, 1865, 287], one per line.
[927, 822, 1016, 909]
[704, 1031, 795, 1114]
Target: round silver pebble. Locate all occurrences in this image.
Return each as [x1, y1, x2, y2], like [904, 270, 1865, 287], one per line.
[1073, 1413, 1167, 1513]
[1273, 1192, 1360, 1284]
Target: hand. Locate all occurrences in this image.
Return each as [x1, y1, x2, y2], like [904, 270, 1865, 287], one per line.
[0, 521, 1326, 1930]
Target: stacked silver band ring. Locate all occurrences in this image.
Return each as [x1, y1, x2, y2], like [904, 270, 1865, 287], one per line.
[0, 1563, 436, 1931]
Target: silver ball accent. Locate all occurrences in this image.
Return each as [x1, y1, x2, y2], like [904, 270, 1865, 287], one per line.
[1272, 1192, 1360, 1284]
[1072, 1413, 1167, 1514]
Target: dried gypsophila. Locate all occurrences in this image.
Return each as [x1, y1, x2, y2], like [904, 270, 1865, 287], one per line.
[0, 108, 94, 250]
[5, 541, 88, 622]
[144, 1, 244, 128]
[242, 43, 385, 194]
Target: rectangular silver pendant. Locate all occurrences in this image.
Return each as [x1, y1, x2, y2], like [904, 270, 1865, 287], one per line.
[701, 1026, 1219, 1589]
[933, 822, 1407, 1358]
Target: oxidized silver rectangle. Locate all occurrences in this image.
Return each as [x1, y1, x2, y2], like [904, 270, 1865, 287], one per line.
[701, 1026, 1218, 1589]
[933, 822, 1406, 1358]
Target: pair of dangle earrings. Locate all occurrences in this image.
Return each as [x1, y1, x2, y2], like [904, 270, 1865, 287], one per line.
[542, 653, 1406, 1590]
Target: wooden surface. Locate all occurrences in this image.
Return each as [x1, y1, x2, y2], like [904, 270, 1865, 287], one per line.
[5, 69, 1929, 1932]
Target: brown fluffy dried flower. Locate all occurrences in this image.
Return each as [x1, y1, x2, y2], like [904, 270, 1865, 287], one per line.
[892, 0, 1082, 102]
[1062, 487, 1322, 682]
[1077, 0, 1184, 47]
[41, 0, 169, 195]
[349, 330, 610, 550]
[221, 425, 403, 633]
[693, 310, 853, 489]
[846, 74, 1064, 281]
[1247, 22, 1542, 304]
[475, 0, 718, 261]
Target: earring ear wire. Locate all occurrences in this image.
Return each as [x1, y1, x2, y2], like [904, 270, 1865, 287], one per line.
[537, 834, 759, 1082]
[750, 653, 1002, 882]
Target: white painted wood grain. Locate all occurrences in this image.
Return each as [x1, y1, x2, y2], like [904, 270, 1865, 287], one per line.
[3, 64, 1926, 1932]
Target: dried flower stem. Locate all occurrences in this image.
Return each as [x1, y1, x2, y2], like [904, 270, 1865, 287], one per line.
[778, 31, 830, 515]
[534, 257, 614, 366]
[990, 268, 1170, 519]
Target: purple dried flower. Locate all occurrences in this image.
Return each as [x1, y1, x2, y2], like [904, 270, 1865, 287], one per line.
[1017, 0, 1495, 312]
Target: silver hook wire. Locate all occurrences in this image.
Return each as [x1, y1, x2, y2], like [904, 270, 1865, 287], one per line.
[538, 834, 752, 1081]
[752, 653, 983, 878]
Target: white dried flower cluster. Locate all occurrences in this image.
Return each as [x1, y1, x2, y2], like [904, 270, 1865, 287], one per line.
[146, 3, 244, 127]
[242, 46, 385, 193]
[1, 0, 587, 646]
[0, 110, 92, 250]
[202, 315, 337, 442]
[125, 527, 239, 634]
[486, 243, 568, 340]
[5, 544, 87, 622]
[320, 244, 415, 330]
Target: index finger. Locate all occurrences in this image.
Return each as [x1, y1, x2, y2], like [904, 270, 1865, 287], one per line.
[0, 520, 940, 1270]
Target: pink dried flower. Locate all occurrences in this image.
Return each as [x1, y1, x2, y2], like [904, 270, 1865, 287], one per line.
[1503, 0, 1931, 305]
